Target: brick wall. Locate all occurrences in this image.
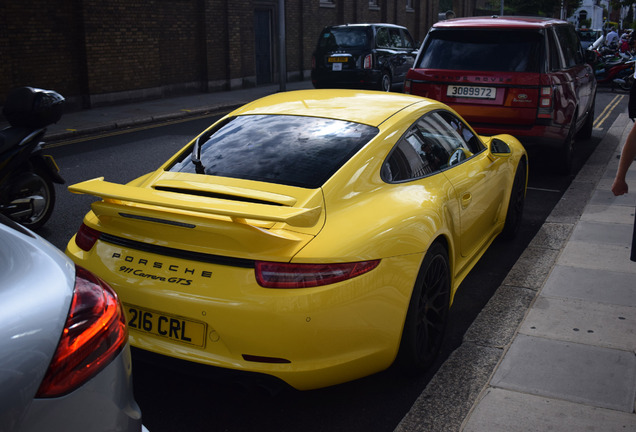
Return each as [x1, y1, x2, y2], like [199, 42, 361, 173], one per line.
[0, 0, 435, 109]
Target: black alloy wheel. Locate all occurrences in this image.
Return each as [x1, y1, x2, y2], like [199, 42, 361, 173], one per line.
[397, 242, 451, 371]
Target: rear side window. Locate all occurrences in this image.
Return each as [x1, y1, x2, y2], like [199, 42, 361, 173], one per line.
[554, 25, 584, 67]
[318, 27, 370, 50]
[382, 111, 483, 182]
[417, 29, 544, 72]
[169, 115, 378, 189]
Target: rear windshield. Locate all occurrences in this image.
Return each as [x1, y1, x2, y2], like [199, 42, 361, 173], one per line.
[318, 27, 370, 50]
[417, 29, 544, 72]
[169, 115, 378, 189]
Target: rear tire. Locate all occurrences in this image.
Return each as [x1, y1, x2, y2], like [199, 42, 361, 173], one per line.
[397, 242, 450, 372]
[577, 100, 595, 140]
[379, 71, 392, 92]
[4, 169, 55, 230]
[557, 116, 576, 175]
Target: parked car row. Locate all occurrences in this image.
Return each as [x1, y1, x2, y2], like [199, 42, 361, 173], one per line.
[312, 16, 597, 174]
[2, 14, 594, 428]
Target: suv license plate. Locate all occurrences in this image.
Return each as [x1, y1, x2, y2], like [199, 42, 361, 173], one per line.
[447, 85, 496, 99]
[328, 57, 348, 63]
[125, 303, 207, 347]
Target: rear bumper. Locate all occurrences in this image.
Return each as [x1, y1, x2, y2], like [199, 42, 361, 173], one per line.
[66, 237, 421, 390]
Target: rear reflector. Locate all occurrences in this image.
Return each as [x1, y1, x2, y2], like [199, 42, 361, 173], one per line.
[255, 260, 380, 288]
[243, 354, 291, 364]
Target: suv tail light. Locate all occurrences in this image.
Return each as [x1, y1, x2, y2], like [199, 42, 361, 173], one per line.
[75, 223, 102, 251]
[363, 54, 373, 69]
[255, 260, 379, 288]
[404, 79, 412, 94]
[537, 86, 553, 118]
[36, 266, 128, 398]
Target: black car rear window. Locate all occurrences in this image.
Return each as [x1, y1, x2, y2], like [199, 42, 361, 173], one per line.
[169, 115, 378, 189]
[417, 29, 544, 72]
[318, 27, 370, 50]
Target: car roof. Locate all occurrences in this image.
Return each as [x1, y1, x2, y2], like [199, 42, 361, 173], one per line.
[229, 89, 436, 127]
[433, 16, 568, 29]
[326, 23, 407, 30]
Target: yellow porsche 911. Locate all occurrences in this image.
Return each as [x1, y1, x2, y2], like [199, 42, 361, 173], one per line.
[66, 90, 527, 390]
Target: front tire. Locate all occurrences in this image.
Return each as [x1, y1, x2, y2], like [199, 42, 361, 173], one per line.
[397, 242, 451, 371]
[500, 161, 526, 240]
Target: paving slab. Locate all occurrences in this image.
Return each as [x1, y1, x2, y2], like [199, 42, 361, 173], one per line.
[559, 240, 636, 273]
[520, 296, 636, 351]
[463, 388, 636, 432]
[490, 334, 636, 412]
[542, 265, 636, 307]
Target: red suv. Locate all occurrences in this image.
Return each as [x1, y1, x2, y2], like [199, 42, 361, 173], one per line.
[404, 16, 596, 173]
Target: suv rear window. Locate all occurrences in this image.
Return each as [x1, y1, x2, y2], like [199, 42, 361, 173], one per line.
[170, 115, 378, 189]
[318, 27, 370, 50]
[417, 29, 544, 72]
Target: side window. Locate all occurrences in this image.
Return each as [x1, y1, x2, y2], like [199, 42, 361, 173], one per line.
[376, 27, 390, 48]
[554, 26, 579, 68]
[435, 111, 485, 154]
[389, 28, 403, 48]
[402, 29, 415, 50]
[547, 28, 562, 71]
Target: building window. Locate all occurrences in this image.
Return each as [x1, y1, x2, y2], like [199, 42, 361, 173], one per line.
[369, 0, 379, 9]
[406, 0, 414, 11]
[320, 0, 335, 8]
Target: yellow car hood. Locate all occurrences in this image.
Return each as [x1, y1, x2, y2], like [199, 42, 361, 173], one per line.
[69, 171, 325, 261]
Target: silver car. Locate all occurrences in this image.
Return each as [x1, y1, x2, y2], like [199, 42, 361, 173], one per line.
[0, 214, 147, 432]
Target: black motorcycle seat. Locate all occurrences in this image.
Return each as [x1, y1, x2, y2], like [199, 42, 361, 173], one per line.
[0, 126, 35, 154]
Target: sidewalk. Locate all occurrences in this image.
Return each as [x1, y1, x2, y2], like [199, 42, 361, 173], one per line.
[396, 114, 636, 431]
[0, 80, 313, 143]
[6, 81, 634, 430]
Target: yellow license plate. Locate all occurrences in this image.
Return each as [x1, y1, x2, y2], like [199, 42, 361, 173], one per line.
[124, 304, 207, 348]
[328, 57, 348, 63]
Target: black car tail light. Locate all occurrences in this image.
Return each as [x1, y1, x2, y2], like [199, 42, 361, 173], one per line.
[75, 223, 102, 251]
[255, 260, 379, 288]
[363, 54, 373, 69]
[36, 266, 128, 398]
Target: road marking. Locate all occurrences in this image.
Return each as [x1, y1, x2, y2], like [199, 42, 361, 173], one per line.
[593, 94, 624, 129]
[43, 112, 222, 148]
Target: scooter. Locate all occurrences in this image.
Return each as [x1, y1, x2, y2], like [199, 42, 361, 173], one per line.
[0, 87, 65, 229]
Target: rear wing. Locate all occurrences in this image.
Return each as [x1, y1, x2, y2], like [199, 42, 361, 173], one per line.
[69, 178, 322, 228]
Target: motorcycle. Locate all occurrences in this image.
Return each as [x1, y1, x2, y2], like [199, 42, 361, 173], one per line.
[0, 87, 65, 229]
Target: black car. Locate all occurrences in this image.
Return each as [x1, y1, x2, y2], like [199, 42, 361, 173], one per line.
[311, 23, 417, 92]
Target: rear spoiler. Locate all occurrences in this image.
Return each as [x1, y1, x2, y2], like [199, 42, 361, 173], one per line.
[69, 177, 322, 228]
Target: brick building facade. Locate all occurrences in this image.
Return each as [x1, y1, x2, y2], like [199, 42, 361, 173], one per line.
[1, 1, 441, 110]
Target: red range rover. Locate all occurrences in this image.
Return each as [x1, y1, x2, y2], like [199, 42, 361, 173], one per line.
[404, 16, 596, 173]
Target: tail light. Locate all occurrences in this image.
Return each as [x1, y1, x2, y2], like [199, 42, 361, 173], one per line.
[75, 223, 102, 251]
[404, 79, 412, 94]
[537, 86, 553, 118]
[363, 54, 373, 69]
[255, 260, 379, 288]
[311, 55, 316, 70]
[36, 266, 128, 398]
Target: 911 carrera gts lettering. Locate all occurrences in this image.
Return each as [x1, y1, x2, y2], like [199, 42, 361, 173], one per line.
[111, 252, 212, 278]
[118, 265, 193, 286]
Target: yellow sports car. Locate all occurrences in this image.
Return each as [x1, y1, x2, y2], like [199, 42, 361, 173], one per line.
[66, 90, 527, 390]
